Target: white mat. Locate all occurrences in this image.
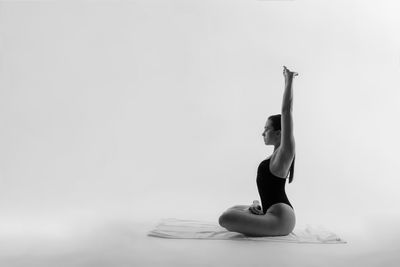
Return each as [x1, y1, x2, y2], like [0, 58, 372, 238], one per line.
[147, 218, 347, 244]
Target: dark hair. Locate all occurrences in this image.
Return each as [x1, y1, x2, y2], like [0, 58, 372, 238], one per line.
[268, 114, 295, 184]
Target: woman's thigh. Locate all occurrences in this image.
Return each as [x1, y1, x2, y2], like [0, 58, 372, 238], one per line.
[226, 205, 251, 211]
[218, 209, 281, 237]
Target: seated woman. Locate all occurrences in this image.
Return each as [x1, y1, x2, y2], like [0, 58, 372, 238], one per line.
[218, 66, 298, 237]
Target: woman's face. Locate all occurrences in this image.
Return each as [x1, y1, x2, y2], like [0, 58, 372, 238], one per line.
[262, 120, 278, 145]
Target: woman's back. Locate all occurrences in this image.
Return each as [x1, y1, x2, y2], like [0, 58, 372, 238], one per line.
[256, 157, 293, 214]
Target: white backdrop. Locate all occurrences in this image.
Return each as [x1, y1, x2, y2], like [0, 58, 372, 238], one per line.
[1, 0, 400, 236]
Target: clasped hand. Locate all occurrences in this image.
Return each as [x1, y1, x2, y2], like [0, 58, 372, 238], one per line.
[283, 66, 298, 80]
[248, 200, 264, 215]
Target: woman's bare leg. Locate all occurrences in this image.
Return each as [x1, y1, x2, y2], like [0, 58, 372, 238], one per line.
[226, 205, 251, 212]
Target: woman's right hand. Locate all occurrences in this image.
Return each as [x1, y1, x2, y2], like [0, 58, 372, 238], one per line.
[249, 200, 263, 215]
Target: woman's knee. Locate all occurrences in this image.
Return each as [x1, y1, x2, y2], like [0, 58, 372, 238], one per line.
[218, 212, 230, 228]
[218, 210, 238, 228]
[218, 213, 225, 227]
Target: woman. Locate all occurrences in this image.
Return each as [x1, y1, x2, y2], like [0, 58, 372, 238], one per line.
[218, 66, 298, 237]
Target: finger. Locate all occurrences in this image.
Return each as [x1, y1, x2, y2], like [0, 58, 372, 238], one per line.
[251, 205, 262, 214]
[250, 206, 260, 215]
[249, 207, 256, 214]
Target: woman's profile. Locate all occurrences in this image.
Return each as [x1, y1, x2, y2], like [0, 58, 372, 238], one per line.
[218, 66, 298, 237]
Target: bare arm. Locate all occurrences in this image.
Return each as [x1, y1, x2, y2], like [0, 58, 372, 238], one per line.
[280, 66, 296, 153]
[282, 74, 293, 112]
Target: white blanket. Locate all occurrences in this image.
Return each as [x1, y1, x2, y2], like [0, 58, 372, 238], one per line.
[147, 218, 347, 244]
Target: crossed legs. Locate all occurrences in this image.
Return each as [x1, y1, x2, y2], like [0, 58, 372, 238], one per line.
[218, 204, 295, 237]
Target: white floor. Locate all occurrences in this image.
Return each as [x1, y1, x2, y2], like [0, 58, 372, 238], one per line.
[1, 215, 399, 267]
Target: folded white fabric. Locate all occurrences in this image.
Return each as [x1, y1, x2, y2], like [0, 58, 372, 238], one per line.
[147, 218, 346, 244]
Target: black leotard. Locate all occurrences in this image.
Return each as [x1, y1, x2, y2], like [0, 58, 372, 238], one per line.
[256, 157, 293, 214]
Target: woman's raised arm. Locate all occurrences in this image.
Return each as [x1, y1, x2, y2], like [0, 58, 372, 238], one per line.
[280, 66, 297, 153]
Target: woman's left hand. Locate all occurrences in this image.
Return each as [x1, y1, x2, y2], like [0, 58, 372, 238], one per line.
[283, 66, 299, 80]
[249, 200, 264, 215]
